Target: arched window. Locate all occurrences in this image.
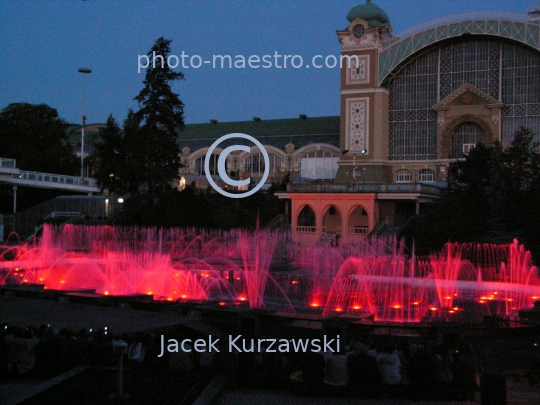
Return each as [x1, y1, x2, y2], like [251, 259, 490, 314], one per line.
[194, 154, 221, 176]
[348, 205, 369, 235]
[451, 122, 485, 158]
[396, 169, 412, 183]
[297, 149, 340, 159]
[297, 205, 316, 233]
[298, 148, 340, 180]
[418, 168, 435, 182]
[244, 152, 281, 175]
[385, 37, 540, 159]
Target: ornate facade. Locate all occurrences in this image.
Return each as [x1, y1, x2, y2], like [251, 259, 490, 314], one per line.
[279, 1, 540, 244]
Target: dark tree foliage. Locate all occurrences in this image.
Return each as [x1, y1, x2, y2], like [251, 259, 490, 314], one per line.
[92, 115, 124, 193]
[0, 103, 80, 212]
[113, 186, 284, 230]
[0, 103, 78, 174]
[131, 37, 185, 199]
[402, 127, 540, 262]
[93, 37, 185, 201]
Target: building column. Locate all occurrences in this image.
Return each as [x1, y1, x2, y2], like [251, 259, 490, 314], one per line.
[315, 201, 324, 241]
[415, 200, 420, 215]
[341, 202, 349, 244]
[13, 186, 17, 213]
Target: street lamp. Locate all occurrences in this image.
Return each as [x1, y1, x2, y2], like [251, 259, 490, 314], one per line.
[78, 68, 92, 179]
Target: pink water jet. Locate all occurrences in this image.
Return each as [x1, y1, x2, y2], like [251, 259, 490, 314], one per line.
[1, 225, 539, 324]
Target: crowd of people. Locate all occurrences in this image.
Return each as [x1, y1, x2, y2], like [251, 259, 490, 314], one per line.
[209, 335, 485, 400]
[1, 322, 486, 400]
[0, 323, 157, 379]
[310, 338, 483, 393]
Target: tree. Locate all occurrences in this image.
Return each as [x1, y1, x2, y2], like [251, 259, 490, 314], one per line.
[0, 103, 78, 174]
[403, 127, 540, 262]
[130, 37, 185, 199]
[93, 115, 124, 193]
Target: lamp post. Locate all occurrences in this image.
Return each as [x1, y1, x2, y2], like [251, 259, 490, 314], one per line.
[78, 68, 92, 179]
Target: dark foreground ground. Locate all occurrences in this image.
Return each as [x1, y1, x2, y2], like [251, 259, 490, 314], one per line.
[1, 293, 539, 405]
[19, 368, 212, 405]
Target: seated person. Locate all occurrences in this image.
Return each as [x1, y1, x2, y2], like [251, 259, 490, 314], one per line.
[347, 342, 380, 387]
[376, 341, 401, 385]
[302, 351, 325, 384]
[324, 351, 348, 386]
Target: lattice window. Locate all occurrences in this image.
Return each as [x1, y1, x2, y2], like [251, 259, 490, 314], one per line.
[396, 169, 412, 183]
[385, 37, 540, 160]
[418, 169, 435, 182]
[195, 154, 220, 176]
[451, 123, 485, 158]
[297, 149, 339, 160]
[244, 152, 281, 175]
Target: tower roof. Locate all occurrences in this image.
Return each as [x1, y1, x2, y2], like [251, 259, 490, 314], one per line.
[347, 0, 390, 27]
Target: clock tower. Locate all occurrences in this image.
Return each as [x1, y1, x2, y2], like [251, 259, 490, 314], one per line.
[335, 0, 392, 184]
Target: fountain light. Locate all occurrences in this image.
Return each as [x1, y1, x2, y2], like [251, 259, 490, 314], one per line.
[291, 280, 299, 285]
[104, 291, 109, 295]
[218, 302, 226, 306]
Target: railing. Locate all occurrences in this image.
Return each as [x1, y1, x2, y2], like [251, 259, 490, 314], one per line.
[297, 226, 316, 233]
[348, 226, 369, 235]
[12, 171, 98, 188]
[0, 158, 16, 169]
[287, 183, 442, 195]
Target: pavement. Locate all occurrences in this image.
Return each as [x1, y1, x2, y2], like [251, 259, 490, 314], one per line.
[0, 294, 221, 335]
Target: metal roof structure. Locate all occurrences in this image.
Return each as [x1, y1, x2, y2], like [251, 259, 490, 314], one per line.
[380, 11, 540, 83]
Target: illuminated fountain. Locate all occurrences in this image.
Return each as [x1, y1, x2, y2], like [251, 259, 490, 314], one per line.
[1, 225, 539, 324]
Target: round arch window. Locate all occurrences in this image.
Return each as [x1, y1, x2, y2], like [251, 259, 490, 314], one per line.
[353, 24, 365, 39]
[451, 122, 485, 158]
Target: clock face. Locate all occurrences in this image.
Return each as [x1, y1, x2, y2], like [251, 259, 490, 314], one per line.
[353, 24, 365, 39]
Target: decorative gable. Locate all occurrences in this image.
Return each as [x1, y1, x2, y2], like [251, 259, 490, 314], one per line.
[433, 84, 503, 110]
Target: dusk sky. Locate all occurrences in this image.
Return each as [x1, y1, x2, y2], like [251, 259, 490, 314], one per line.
[1, 0, 538, 126]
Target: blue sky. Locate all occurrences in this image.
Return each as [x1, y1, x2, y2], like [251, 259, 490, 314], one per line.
[0, 0, 537, 125]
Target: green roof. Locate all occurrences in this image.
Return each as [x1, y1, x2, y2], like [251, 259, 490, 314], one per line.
[178, 116, 340, 150]
[347, 0, 390, 27]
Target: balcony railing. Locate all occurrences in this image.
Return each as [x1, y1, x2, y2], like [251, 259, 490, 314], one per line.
[12, 171, 98, 188]
[287, 183, 442, 196]
[348, 226, 369, 235]
[0, 158, 16, 169]
[297, 226, 316, 233]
